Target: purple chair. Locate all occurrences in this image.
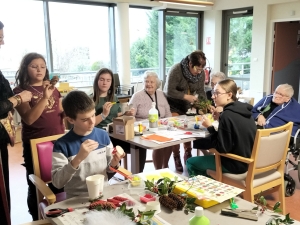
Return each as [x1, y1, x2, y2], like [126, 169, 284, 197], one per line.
[29, 134, 66, 219]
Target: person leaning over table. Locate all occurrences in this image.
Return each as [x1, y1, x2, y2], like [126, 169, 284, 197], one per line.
[92, 68, 147, 172]
[196, 71, 226, 156]
[129, 71, 173, 170]
[0, 20, 32, 223]
[187, 79, 257, 177]
[163, 50, 207, 172]
[52, 91, 124, 198]
[252, 83, 300, 136]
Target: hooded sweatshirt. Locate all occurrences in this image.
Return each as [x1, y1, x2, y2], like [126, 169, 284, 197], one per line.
[208, 101, 257, 173]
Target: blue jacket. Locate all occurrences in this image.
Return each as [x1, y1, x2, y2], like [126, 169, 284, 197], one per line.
[252, 95, 300, 136]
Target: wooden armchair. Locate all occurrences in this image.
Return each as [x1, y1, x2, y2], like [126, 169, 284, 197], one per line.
[29, 134, 66, 219]
[207, 122, 293, 214]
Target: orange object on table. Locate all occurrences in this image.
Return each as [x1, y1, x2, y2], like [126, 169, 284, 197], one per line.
[142, 134, 173, 142]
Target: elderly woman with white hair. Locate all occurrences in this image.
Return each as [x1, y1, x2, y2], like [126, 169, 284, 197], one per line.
[206, 71, 226, 106]
[252, 83, 300, 136]
[129, 71, 173, 169]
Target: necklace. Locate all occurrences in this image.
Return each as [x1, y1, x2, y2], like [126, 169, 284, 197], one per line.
[30, 85, 43, 99]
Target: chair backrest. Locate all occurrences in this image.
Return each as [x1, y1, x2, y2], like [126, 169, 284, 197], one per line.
[250, 122, 293, 174]
[30, 134, 64, 183]
[238, 97, 254, 105]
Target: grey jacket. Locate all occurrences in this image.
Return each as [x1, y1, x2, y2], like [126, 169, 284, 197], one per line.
[163, 63, 206, 115]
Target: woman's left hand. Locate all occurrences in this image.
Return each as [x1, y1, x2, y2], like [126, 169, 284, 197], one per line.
[201, 115, 212, 128]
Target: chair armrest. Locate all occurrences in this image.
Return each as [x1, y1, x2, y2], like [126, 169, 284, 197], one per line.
[29, 174, 56, 204]
[209, 149, 254, 164]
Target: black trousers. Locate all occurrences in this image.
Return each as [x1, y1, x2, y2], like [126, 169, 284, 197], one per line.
[0, 142, 10, 225]
[22, 143, 63, 221]
[110, 137, 147, 172]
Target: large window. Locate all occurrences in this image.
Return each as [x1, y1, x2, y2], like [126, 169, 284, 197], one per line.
[129, 8, 159, 82]
[165, 13, 199, 71]
[49, 2, 111, 87]
[0, 0, 46, 87]
[221, 8, 253, 93]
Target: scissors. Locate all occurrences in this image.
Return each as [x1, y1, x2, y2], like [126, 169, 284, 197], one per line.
[46, 206, 88, 217]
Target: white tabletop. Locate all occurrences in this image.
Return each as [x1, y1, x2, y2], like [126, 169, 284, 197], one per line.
[45, 181, 300, 225]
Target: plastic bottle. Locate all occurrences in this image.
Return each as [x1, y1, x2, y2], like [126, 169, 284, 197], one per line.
[189, 207, 210, 225]
[148, 102, 158, 132]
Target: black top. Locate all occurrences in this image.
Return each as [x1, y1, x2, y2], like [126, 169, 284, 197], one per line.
[0, 70, 14, 143]
[207, 101, 257, 174]
[256, 101, 278, 129]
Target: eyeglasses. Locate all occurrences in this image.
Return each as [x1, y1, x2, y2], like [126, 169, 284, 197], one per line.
[273, 91, 288, 98]
[193, 66, 207, 73]
[211, 91, 228, 97]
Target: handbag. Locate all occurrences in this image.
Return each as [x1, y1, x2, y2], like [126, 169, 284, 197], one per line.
[0, 111, 16, 147]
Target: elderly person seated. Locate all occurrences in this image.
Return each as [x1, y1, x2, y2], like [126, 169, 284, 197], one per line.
[252, 83, 300, 136]
[129, 71, 173, 170]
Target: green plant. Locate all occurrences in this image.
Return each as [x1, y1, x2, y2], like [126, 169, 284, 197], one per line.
[193, 96, 211, 115]
[253, 193, 294, 225]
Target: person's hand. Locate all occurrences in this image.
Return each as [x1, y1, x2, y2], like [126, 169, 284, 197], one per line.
[212, 106, 223, 121]
[71, 139, 99, 168]
[124, 108, 135, 116]
[77, 139, 99, 161]
[102, 102, 113, 117]
[110, 152, 125, 167]
[42, 80, 55, 100]
[202, 115, 212, 128]
[184, 94, 198, 103]
[18, 90, 32, 103]
[257, 115, 266, 126]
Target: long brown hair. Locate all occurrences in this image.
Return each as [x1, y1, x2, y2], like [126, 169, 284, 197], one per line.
[93, 68, 115, 105]
[15, 52, 49, 89]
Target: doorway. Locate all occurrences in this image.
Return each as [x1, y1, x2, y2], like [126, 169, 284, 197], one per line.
[272, 21, 300, 101]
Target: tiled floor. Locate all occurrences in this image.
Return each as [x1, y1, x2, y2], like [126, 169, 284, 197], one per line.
[8, 142, 300, 224]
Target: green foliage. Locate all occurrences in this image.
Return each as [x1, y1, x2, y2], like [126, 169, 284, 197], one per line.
[130, 11, 197, 73]
[91, 61, 106, 71]
[254, 193, 294, 225]
[193, 96, 212, 114]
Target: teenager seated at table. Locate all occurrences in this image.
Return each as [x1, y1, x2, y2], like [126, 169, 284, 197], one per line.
[187, 79, 257, 177]
[129, 71, 173, 170]
[92, 68, 147, 172]
[196, 71, 226, 156]
[51, 91, 125, 198]
[252, 83, 300, 136]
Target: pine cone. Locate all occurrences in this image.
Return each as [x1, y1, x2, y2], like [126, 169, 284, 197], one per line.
[168, 193, 186, 210]
[159, 195, 177, 210]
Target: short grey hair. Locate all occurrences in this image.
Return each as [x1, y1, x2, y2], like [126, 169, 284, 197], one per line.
[210, 71, 226, 81]
[143, 71, 161, 89]
[277, 84, 294, 98]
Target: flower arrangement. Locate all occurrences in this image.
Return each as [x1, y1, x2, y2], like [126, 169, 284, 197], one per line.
[145, 177, 196, 213]
[193, 96, 212, 115]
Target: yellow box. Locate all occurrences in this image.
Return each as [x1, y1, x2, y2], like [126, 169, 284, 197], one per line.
[113, 116, 135, 140]
[173, 185, 218, 208]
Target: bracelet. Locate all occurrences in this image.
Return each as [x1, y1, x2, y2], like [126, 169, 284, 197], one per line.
[100, 113, 106, 120]
[13, 95, 22, 106]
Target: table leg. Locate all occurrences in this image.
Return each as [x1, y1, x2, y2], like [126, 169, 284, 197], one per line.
[130, 144, 139, 174]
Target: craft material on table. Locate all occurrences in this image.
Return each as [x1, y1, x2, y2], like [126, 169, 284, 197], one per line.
[173, 175, 244, 208]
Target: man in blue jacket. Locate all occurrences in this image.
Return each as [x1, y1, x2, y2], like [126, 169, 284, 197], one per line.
[252, 84, 300, 136]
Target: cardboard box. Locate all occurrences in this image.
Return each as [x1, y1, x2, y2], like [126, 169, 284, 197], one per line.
[113, 116, 134, 140]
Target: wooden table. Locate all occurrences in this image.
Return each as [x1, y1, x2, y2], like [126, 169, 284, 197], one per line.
[19, 219, 51, 225]
[44, 181, 300, 225]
